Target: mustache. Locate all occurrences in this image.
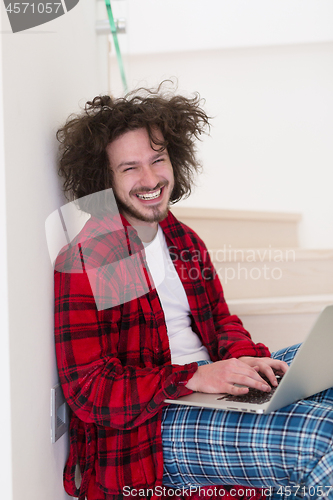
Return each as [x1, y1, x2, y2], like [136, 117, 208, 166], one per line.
[131, 181, 168, 195]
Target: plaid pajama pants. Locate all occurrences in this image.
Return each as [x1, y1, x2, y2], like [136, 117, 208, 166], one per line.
[161, 344, 333, 499]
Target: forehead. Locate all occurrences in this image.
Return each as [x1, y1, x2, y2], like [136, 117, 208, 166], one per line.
[106, 127, 165, 166]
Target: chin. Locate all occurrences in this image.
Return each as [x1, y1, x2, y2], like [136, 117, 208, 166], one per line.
[115, 195, 170, 224]
[138, 207, 169, 223]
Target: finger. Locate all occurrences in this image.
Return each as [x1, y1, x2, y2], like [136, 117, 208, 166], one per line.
[244, 366, 273, 390]
[229, 363, 270, 388]
[226, 383, 249, 396]
[259, 366, 278, 387]
[273, 360, 289, 374]
[238, 357, 274, 383]
[259, 360, 289, 386]
[248, 360, 277, 385]
[233, 373, 271, 393]
[264, 358, 289, 374]
[263, 359, 289, 380]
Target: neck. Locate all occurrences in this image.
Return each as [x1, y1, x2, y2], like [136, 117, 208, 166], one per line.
[124, 219, 158, 242]
[133, 224, 158, 243]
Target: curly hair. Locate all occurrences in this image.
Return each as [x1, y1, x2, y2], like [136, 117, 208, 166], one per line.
[56, 83, 210, 213]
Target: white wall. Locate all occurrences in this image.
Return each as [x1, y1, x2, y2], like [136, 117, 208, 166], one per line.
[106, 0, 333, 249]
[115, 0, 333, 54]
[0, 1, 105, 498]
[110, 42, 333, 249]
[0, 7, 12, 498]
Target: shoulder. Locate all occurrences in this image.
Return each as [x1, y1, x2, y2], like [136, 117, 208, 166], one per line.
[161, 210, 208, 252]
[54, 214, 143, 274]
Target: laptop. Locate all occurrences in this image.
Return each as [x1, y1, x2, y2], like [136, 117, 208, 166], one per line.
[165, 305, 333, 414]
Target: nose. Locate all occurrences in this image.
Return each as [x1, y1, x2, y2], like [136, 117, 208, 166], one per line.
[139, 165, 160, 190]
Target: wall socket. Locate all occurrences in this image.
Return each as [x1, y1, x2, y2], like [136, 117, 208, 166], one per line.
[51, 384, 69, 443]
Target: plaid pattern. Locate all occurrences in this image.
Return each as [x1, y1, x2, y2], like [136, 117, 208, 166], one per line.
[54, 210, 270, 499]
[162, 345, 333, 499]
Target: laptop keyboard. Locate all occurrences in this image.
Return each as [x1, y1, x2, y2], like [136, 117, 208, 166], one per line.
[217, 373, 283, 405]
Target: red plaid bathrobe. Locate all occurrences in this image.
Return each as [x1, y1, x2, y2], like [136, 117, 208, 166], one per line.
[54, 210, 270, 500]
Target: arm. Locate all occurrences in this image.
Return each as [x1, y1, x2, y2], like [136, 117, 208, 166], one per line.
[55, 268, 197, 431]
[186, 356, 288, 394]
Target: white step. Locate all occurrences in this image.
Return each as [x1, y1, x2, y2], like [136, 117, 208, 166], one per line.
[212, 248, 333, 300]
[172, 206, 301, 249]
[228, 294, 333, 352]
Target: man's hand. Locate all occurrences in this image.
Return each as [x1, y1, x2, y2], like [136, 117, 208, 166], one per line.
[238, 356, 289, 388]
[185, 357, 289, 395]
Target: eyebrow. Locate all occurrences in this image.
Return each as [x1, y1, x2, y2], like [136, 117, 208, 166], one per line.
[115, 160, 138, 171]
[115, 152, 167, 171]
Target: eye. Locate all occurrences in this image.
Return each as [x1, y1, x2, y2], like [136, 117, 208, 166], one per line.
[154, 158, 165, 164]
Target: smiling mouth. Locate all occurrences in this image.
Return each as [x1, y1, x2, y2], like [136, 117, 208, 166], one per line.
[136, 187, 162, 201]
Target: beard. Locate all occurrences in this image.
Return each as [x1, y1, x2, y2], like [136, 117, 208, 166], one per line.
[114, 187, 170, 224]
[115, 197, 169, 223]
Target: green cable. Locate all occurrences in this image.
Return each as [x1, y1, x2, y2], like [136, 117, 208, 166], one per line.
[104, 0, 128, 93]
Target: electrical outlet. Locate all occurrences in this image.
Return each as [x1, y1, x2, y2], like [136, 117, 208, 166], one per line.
[51, 384, 69, 443]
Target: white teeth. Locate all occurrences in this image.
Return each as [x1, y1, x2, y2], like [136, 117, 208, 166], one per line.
[136, 188, 162, 200]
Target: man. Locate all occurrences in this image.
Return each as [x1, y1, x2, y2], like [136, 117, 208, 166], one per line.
[54, 87, 333, 500]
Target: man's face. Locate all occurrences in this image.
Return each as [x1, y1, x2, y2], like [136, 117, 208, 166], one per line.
[106, 127, 174, 227]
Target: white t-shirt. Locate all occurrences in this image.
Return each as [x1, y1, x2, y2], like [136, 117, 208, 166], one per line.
[143, 226, 211, 365]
